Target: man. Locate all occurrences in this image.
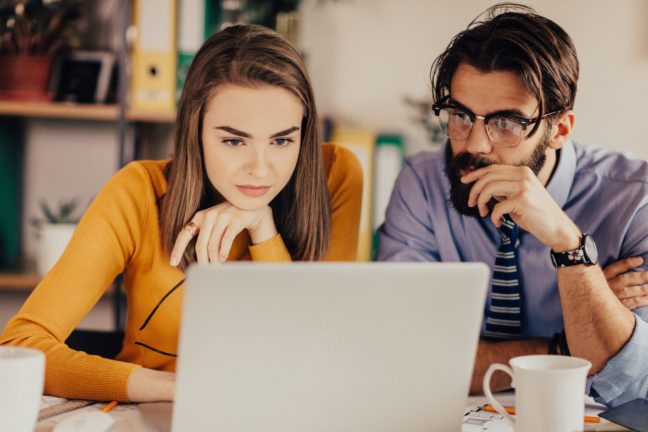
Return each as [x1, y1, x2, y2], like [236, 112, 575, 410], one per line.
[378, 4, 648, 407]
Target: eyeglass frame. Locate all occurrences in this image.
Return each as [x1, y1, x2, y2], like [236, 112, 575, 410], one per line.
[431, 95, 562, 148]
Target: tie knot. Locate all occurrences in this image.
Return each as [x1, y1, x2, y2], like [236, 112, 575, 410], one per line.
[499, 215, 517, 246]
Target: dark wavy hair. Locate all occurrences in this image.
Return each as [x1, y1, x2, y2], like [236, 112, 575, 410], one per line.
[159, 25, 331, 270]
[431, 2, 579, 138]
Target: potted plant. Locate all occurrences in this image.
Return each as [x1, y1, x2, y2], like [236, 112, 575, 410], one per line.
[32, 198, 81, 276]
[0, 0, 81, 101]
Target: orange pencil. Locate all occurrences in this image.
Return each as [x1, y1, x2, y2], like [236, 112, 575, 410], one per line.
[481, 404, 599, 423]
[101, 401, 118, 413]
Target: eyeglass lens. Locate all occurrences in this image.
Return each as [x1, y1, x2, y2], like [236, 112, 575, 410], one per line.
[435, 107, 525, 147]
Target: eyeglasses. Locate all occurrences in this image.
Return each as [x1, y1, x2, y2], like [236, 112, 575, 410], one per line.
[431, 96, 560, 148]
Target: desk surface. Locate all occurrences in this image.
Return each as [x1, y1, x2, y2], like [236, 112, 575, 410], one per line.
[34, 395, 630, 432]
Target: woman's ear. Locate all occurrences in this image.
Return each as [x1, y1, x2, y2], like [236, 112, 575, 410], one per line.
[549, 110, 575, 150]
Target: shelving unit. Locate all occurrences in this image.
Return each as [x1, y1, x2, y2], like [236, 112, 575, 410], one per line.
[0, 101, 175, 291]
[0, 272, 41, 291]
[0, 100, 175, 123]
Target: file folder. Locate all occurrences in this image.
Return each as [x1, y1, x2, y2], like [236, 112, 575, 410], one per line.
[131, 0, 177, 112]
[330, 127, 376, 261]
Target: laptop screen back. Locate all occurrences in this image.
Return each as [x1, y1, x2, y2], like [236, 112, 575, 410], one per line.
[173, 262, 488, 432]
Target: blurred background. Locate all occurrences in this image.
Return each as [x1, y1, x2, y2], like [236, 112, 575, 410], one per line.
[0, 0, 646, 329]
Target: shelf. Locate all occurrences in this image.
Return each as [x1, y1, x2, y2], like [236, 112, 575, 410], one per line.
[0, 272, 41, 291]
[0, 271, 118, 294]
[0, 100, 176, 123]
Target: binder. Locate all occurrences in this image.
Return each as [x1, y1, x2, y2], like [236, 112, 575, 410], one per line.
[372, 134, 404, 257]
[131, 0, 177, 112]
[176, 0, 215, 104]
[330, 127, 376, 261]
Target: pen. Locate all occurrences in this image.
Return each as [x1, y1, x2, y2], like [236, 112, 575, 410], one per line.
[481, 404, 600, 424]
[101, 401, 118, 413]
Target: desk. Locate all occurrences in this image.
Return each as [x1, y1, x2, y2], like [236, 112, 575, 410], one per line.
[35, 395, 630, 432]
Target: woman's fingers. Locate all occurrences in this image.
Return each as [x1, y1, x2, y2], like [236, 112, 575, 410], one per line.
[170, 203, 273, 266]
[207, 213, 232, 263]
[218, 220, 248, 262]
[170, 219, 201, 266]
[195, 215, 216, 265]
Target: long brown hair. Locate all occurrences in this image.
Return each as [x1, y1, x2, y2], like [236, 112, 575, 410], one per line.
[159, 25, 331, 271]
[431, 3, 579, 138]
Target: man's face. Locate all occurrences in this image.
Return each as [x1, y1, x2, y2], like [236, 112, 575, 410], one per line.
[444, 63, 553, 217]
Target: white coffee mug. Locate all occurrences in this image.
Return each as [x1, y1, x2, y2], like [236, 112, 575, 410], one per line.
[483, 355, 591, 432]
[0, 346, 45, 432]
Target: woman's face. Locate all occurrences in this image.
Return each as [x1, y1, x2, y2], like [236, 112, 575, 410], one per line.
[201, 84, 303, 211]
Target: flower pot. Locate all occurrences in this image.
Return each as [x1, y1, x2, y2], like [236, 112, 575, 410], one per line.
[0, 55, 54, 101]
[37, 223, 76, 276]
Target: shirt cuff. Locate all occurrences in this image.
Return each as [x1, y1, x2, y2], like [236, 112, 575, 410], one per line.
[248, 233, 292, 262]
[587, 309, 648, 406]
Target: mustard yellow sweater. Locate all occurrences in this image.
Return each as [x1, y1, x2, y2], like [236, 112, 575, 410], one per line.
[0, 143, 362, 402]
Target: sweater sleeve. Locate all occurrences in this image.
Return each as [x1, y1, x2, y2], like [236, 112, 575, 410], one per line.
[0, 162, 156, 402]
[323, 144, 363, 261]
[248, 233, 291, 261]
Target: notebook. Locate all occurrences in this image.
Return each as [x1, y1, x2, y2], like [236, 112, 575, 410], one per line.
[172, 262, 489, 432]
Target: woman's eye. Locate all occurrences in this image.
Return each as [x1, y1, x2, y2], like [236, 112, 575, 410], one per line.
[273, 138, 293, 146]
[223, 139, 244, 146]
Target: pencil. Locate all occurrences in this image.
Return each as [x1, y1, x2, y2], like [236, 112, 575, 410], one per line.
[481, 404, 599, 423]
[101, 401, 118, 413]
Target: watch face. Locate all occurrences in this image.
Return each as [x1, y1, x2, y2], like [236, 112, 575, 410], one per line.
[583, 234, 598, 264]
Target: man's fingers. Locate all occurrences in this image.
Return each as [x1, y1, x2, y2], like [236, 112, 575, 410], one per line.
[474, 180, 518, 216]
[614, 282, 648, 299]
[490, 200, 518, 228]
[622, 295, 648, 310]
[603, 256, 644, 279]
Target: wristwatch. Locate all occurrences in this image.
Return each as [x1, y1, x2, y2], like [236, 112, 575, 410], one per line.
[550, 234, 598, 268]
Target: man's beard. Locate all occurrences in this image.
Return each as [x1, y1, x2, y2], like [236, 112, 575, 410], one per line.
[444, 133, 550, 218]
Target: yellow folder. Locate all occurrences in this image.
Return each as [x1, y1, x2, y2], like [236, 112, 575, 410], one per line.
[330, 127, 376, 261]
[131, 0, 177, 112]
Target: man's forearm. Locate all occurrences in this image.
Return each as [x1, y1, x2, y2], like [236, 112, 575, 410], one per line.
[557, 265, 635, 373]
[470, 338, 549, 394]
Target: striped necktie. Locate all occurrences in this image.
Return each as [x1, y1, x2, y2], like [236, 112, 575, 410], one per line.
[484, 215, 522, 339]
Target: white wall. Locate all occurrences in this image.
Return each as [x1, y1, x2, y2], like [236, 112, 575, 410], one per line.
[20, 0, 647, 262]
[299, 0, 648, 158]
[22, 120, 120, 260]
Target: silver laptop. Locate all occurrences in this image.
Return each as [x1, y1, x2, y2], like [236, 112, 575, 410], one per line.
[172, 262, 489, 432]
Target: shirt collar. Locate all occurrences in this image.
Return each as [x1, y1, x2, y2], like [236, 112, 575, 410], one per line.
[545, 139, 576, 208]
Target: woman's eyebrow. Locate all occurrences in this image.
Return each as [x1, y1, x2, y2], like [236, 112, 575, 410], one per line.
[215, 126, 300, 139]
[270, 126, 300, 138]
[215, 126, 250, 137]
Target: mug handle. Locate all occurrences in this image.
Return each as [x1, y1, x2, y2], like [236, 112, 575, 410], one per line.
[483, 363, 515, 426]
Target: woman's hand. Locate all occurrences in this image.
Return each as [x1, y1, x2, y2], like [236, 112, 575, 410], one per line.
[604, 256, 648, 309]
[127, 367, 176, 402]
[170, 203, 277, 266]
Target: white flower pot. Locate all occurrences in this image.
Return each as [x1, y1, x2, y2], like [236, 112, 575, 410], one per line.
[37, 223, 76, 276]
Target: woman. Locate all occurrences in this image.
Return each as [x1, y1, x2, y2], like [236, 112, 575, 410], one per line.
[0, 25, 362, 402]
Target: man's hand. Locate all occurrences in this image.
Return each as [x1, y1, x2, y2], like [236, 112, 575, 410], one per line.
[604, 256, 648, 309]
[170, 203, 277, 266]
[461, 165, 581, 252]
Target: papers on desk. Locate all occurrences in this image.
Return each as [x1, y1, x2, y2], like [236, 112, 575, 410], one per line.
[464, 404, 513, 432]
[463, 395, 630, 431]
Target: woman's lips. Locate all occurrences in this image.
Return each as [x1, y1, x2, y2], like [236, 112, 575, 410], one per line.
[236, 185, 271, 197]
